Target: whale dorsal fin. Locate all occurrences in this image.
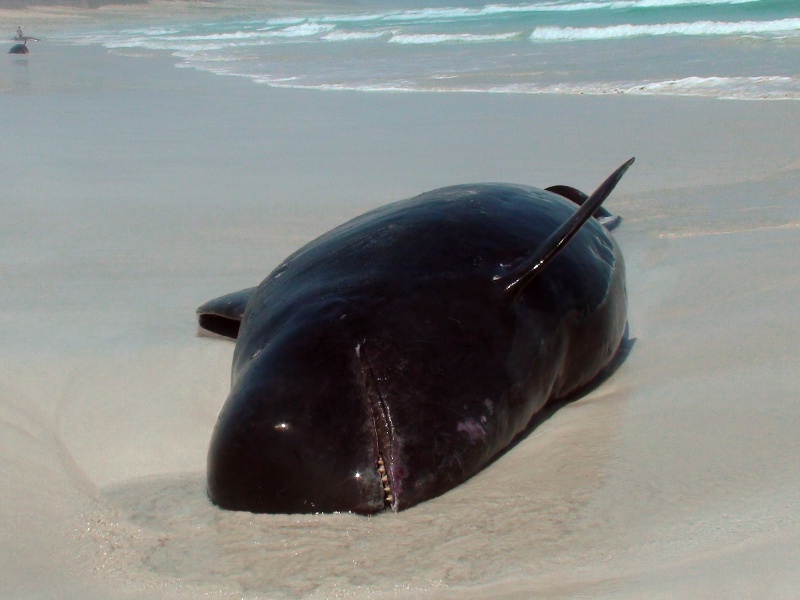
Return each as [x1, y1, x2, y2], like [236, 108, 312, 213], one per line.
[197, 287, 257, 339]
[499, 157, 634, 298]
[544, 184, 621, 231]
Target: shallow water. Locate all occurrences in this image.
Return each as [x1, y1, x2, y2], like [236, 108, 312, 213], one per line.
[54, 0, 800, 99]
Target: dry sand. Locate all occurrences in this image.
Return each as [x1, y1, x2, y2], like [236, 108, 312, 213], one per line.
[2, 35, 800, 599]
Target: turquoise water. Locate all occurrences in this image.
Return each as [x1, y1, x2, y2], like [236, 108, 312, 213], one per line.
[61, 0, 800, 98]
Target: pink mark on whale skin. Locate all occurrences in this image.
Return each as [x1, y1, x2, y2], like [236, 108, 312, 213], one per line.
[457, 420, 486, 443]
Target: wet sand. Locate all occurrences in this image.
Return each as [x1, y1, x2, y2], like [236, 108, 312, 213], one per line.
[2, 34, 800, 599]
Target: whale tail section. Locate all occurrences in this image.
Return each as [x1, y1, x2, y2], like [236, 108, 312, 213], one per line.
[545, 184, 621, 231]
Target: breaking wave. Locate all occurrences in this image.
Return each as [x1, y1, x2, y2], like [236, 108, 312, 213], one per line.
[532, 17, 800, 41]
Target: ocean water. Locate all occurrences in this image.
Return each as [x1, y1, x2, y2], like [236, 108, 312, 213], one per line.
[58, 0, 800, 99]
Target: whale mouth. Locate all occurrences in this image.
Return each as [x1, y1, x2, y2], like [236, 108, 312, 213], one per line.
[376, 456, 393, 505]
[355, 341, 396, 510]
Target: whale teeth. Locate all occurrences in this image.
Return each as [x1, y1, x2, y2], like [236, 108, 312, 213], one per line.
[377, 456, 394, 508]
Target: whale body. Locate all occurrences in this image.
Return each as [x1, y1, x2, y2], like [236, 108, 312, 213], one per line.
[198, 159, 634, 513]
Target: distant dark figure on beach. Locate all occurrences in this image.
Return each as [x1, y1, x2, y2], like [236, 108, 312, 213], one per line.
[9, 40, 29, 55]
[10, 30, 38, 55]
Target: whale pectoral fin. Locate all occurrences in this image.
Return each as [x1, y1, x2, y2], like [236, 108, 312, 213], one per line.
[545, 184, 621, 231]
[196, 287, 257, 339]
[500, 158, 635, 298]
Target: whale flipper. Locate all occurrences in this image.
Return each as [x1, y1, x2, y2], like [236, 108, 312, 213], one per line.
[501, 157, 634, 296]
[197, 287, 257, 339]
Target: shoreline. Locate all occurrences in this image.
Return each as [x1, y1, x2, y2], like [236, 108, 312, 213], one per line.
[6, 1, 799, 102]
[5, 39, 800, 199]
[74, 15, 800, 101]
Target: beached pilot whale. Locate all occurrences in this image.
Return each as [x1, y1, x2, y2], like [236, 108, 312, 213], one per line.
[197, 158, 634, 514]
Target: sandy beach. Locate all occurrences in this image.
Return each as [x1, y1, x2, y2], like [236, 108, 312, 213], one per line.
[2, 14, 800, 599]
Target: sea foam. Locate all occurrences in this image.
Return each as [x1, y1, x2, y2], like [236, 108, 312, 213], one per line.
[262, 23, 337, 38]
[304, 0, 763, 23]
[389, 32, 523, 44]
[532, 18, 800, 41]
